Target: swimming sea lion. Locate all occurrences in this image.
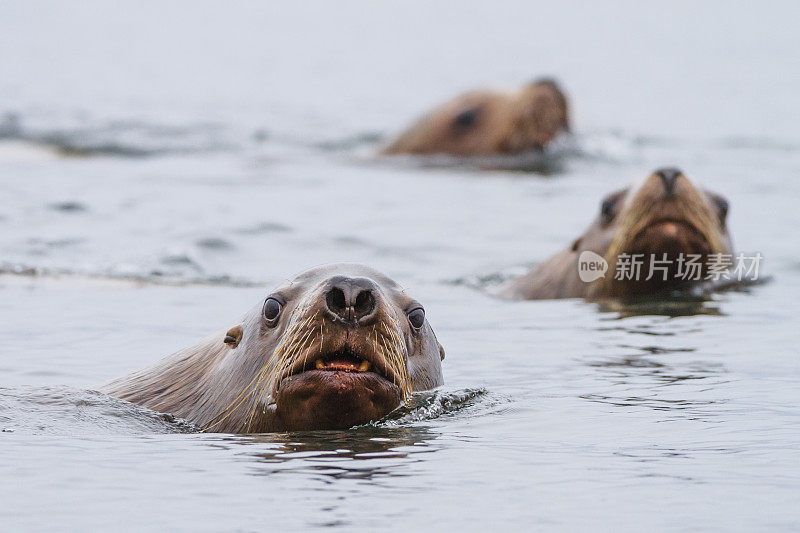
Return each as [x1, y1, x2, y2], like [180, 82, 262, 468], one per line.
[381, 78, 569, 156]
[503, 168, 733, 300]
[100, 264, 445, 433]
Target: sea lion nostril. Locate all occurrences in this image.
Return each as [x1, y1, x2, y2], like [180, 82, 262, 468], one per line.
[325, 287, 347, 318]
[353, 289, 376, 319]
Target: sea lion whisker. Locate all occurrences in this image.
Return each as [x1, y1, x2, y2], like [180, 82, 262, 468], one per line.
[386, 325, 411, 398]
[201, 359, 275, 432]
[261, 320, 318, 396]
[245, 365, 275, 432]
[205, 354, 280, 432]
[376, 327, 410, 398]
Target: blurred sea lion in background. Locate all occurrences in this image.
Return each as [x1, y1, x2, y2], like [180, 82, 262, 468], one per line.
[382, 78, 569, 157]
[101, 264, 445, 433]
[503, 168, 734, 300]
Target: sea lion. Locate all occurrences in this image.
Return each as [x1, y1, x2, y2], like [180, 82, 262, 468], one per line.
[100, 264, 445, 433]
[503, 168, 733, 300]
[381, 78, 569, 156]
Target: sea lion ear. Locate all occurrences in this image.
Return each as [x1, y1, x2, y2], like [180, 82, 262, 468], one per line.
[438, 344, 446, 361]
[224, 325, 243, 348]
[570, 237, 582, 252]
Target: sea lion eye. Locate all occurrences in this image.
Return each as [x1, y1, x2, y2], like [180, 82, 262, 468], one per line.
[453, 108, 478, 129]
[600, 196, 618, 224]
[713, 196, 729, 224]
[407, 308, 425, 330]
[262, 298, 282, 326]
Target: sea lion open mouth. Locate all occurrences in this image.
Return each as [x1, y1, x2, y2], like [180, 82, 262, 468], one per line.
[274, 339, 406, 396]
[314, 349, 375, 373]
[100, 264, 445, 433]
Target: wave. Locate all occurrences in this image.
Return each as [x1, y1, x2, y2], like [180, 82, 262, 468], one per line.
[0, 386, 197, 436]
[0, 112, 237, 158]
[4, 110, 798, 163]
[377, 388, 506, 426]
[0, 261, 264, 288]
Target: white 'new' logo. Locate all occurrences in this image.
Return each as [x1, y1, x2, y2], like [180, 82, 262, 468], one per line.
[578, 251, 608, 282]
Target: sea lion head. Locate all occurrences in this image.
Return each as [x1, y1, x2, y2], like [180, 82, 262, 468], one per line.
[382, 78, 569, 156]
[575, 168, 732, 298]
[219, 264, 445, 432]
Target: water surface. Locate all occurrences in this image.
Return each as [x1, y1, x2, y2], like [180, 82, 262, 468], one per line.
[1, 2, 799, 531]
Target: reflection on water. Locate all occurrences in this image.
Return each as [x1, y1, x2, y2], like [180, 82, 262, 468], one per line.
[226, 426, 442, 481]
[591, 279, 779, 318]
[378, 148, 570, 174]
[595, 297, 724, 319]
[583, 327, 730, 421]
[580, 393, 725, 415]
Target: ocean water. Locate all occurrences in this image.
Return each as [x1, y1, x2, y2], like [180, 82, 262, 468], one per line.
[1, 2, 799, 531]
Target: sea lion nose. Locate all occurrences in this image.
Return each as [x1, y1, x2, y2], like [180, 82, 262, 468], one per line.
[654, 167, 684, 197]
[324, 277, 378, 325]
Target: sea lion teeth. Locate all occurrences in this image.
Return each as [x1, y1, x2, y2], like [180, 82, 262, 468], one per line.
[315, 359, 326, 370]
[358, 360, 371, 372]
